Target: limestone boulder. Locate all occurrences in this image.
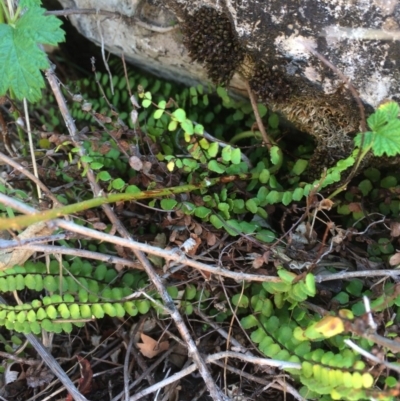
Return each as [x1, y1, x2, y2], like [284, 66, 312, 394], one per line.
[57, 0, 400, 171]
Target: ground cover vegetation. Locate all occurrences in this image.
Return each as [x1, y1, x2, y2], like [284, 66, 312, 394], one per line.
[1, 1, 400, 401]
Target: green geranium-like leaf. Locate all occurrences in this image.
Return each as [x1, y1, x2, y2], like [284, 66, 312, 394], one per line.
[224, 219, 242, 236]
[19, 0, 42, 7]
[17, 7, 65, 45]
[210, 214, 223, 229]
[0, 25, 46, 101]
[373, 119, 400, 156]
[380, 175, 397, 188]
[0, 7, 65, 102]
[367, 109, 387, 132]
[378, 101, 399, 121]
[354, 131, 374, 150]
[265, 190, 282, 204]
[125, 185, 141, 194]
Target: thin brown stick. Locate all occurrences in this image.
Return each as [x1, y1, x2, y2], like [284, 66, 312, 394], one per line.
[0, 351, 40, 365]
[225, 283, 244, 389]
[0, 233, 70, 250]
[58, 219, 281, 284]
[124, 324, 137, 401]
[0, 151, 61, 206]
[244, 80, 273, 149]
[11, 244, 144, 270]
[315, 269, 400, 282]
[0, 192, 282, 284]
[121, 53, 133, 98]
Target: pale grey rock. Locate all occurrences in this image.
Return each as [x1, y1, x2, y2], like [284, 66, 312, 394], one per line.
[57, 0, 400, 172]
[57, 0, 400, 107]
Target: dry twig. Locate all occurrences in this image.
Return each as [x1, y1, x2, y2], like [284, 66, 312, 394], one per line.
[244, 80, 273, 149]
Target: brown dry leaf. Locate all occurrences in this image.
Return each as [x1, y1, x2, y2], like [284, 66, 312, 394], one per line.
[118, 139, 131, 152]
[184, 215, 192, 226]
[99, 141, 112, 154]
[92, 222, 107, 231]
[206, 232, 217, 246]
[0, 223, 54, 270]
[192, 221, 203, 236]
[142, 161, 152, 174]
[389, 252, 400, 266]
[66, 356, 93, 401]
[137, 333, 169, 358]
[129, 156, 143, 171]
[252, 255, 264, 269]
[169, 229, 178, 243]
[390, 222, 400, 237]
[93, 112, 112, 124]
[187, 235, 201, 256]
[318, 198, 334, 211]
[169, 343, 187, 368]
[348, 202, 362, 212]
[153, 233, 167, 248]
[200, 269, 212, 280]
[76, 356, 93, 395]
[131, 109, 138, 125]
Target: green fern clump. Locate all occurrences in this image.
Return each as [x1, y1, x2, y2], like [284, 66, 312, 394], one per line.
[0, 257, 213, 334]
[241, 302, 387, 400]
[236, 271, 400, 401]
[0, 260, 149, 334]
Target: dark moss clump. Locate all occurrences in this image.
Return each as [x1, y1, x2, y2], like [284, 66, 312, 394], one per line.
[182, 7, 245, 85]
[249, 61, 294, 102]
